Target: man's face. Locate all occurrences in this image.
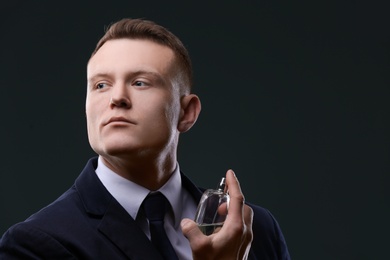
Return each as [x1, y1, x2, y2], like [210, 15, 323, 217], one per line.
[86, 39, 182, 159]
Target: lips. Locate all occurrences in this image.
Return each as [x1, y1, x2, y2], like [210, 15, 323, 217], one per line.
[104, 116, 136, 126]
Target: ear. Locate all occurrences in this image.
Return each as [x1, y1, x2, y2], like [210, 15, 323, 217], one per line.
[177, 94, 201, 133]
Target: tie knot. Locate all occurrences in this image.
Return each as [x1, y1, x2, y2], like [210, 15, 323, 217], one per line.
[143, 192, 168, 222]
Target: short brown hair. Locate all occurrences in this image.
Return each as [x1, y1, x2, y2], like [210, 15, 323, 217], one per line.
[91, 18, 193, 92]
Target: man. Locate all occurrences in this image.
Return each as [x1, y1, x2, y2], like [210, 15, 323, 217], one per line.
[0, 18, 290, 259]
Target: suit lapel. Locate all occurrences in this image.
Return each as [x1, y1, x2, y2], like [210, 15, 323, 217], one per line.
[180, 172, 204, 204]
[75, 157, 163, 260]
[98, 198, 163, 260]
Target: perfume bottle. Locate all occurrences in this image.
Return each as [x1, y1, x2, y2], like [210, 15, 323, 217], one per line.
[194, 177, 230, 235]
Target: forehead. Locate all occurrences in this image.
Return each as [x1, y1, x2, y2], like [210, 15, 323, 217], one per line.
[87, 38, 176, 77]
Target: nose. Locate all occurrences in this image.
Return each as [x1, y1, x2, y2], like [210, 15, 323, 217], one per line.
[110, 84, 131, 108]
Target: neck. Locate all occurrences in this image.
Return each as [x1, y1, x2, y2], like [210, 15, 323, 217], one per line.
[100, 151, 177, 191]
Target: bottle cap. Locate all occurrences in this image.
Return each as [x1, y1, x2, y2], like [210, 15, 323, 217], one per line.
[217, 177, 226, 191]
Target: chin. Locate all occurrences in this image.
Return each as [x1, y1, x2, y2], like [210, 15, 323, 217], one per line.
[103, 144, 138, 156]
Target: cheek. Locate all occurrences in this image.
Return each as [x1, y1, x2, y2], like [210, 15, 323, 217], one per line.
[164, 103, 180, 127]
[85, 99, 100, 136]
[85, 113, 96, 145]
[151, 95, 180, 127]
[86, 94, 105, 120]
[169, 95, 182, 123]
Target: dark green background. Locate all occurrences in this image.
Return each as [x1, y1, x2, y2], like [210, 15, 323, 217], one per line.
[1, 1, 389, 259]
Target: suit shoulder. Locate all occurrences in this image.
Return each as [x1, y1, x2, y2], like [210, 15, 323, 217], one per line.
[247, 202, 280, 229]
[8, 185, 84, 235]
[246, 202, 291, 259]
[0, 221, 76, 259]
[29, 185, 81, 220]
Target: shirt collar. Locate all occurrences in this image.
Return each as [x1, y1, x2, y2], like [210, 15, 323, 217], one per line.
[95, 156, 183, 224]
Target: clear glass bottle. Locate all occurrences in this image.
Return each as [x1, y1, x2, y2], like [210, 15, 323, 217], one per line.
[194, 177, 230, 235]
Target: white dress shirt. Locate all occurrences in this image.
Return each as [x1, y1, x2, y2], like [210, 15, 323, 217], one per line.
[95, 156, 197, 260]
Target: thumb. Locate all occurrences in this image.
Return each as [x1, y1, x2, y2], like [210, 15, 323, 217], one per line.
[181, 218, 203, 241]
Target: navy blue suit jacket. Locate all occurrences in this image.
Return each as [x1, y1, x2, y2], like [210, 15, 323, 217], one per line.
[0, 157, 290, 259]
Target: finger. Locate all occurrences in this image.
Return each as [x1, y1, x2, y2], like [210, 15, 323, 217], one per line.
[217, 201, 228, 216]
[225, 170, 245, 222]
[238, 205, 254, 259]
[180, 218, 205, 244]
[243, 205, 254, 227]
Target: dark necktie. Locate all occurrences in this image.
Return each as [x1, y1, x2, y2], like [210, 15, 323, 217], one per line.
[142, 192, 179, 260]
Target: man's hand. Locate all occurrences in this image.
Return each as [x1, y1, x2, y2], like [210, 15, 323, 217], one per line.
[181, 170, 254, 260]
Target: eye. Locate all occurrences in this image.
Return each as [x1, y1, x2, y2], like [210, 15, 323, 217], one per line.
[96, 83, 108, 89]
[134, 81, 146, 87]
